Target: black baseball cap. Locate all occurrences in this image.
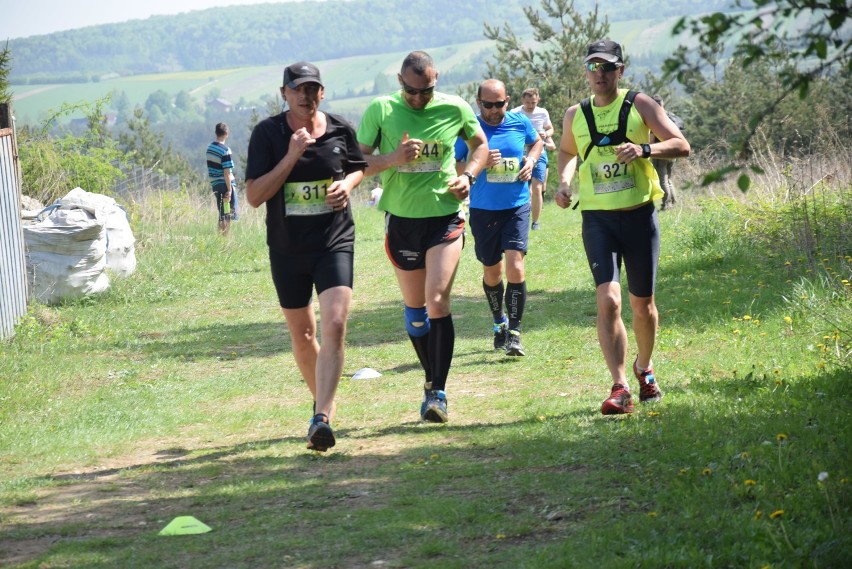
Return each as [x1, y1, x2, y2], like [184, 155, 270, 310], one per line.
[583, 40, 623, 64]
[283, 62, 324, 88]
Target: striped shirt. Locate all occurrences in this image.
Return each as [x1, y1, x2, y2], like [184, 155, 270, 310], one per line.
[206, 141, 234, 190]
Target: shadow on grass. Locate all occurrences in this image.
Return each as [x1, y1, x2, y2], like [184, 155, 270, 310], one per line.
[3, 368, 848, 568]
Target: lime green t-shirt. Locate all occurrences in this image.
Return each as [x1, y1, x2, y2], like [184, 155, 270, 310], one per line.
[572, 89, 663, 211]
[357, 91, 480, 218]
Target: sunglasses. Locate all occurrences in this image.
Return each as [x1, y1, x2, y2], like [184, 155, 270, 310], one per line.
[479, 99, 508, 109]
[400, 80, 436, 97]
[585, 62, 623, 73]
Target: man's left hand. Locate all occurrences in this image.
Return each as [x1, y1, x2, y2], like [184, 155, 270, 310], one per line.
[447, 175, 470, 201]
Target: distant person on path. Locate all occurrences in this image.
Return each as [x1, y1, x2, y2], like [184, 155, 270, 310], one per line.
[455, 79, 542, 356]
[554, 40, 690, 414]
[650, 94, 682, 210]
[357, 50, 488, 423]
[511, 87, 555, 231]
[207, 122, 238, 234]
[245, 62, 367, 451]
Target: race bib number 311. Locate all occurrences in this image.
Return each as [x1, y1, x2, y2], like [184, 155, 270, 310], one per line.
[591, 161, 636, 194]
[397, 139, 443, 173]
[284, 178, 334, 216]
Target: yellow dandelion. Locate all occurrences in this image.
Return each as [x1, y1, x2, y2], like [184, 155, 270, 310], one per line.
[784, 316, 792, 324]
[647, 511, 658, 517]
[702, 468, 713, 476]
[784, 261, 792, 266]
[753, 319, 760, 325]
[770, 509, 784, 519]
[744, 479, 756, 486]
[722, 300, 731, 304]
[743, 315, 752, 320]
[776, 433, 787, 442]
[754, 510, 763, 520]
[647, 411, 660, 417]
[731, 268, 738, 274]
[496, 533, 506, 539]
[678, 468, 688, 476]
[733, 329, 741, 335]
[740, 452, 749, 459]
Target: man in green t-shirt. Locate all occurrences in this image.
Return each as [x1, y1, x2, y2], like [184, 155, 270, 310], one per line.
[357, 50, 488, 423]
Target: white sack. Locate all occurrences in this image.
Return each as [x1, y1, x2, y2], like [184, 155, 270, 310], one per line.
[60, 187, 137, 277]
[23, 207, 109, 305]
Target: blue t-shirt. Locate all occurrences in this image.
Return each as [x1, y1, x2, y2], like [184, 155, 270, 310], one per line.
[455, 112, 538, 210]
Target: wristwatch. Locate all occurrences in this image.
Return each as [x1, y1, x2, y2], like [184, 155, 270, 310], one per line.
[641, 144, 652, 159]
[463, 171, 476, 186]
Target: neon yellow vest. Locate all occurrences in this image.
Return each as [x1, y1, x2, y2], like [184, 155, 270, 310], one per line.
[572, 89, 662, 210]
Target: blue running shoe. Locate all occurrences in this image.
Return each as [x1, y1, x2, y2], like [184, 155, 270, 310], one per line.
[307, 413, 335, 452]
[493, 320, 508, 350]
[420, 390, 448, 423]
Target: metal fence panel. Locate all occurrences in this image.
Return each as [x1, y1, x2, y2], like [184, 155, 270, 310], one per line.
[0, 122, 28, 340]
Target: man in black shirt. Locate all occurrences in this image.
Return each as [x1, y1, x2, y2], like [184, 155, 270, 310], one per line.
[245, 62, 367, 451]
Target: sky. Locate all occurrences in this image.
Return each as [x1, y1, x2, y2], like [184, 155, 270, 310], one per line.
[1, 0, 314, 40]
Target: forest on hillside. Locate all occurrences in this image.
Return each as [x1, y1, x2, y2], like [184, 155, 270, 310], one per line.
[7, 0, 734, 84]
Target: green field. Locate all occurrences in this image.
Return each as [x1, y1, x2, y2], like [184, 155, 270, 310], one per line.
[0, 155, 850, 566]
[9, 15, 685, 125]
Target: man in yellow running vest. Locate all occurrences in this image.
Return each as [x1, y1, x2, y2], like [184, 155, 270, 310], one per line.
[554, 39, 690, 415]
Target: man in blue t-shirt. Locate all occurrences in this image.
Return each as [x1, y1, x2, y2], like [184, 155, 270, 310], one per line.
[206, 122, 238, 234]
[456, 79, 543, 356]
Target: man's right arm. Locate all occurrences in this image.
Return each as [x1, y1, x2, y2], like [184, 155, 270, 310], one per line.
[360, 132, 422, 177]
[555, 105, 579, 210]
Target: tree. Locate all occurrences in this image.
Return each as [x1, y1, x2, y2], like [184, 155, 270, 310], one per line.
[0, 40, 11, 104]
[118, 107, 199, 183]
[18, 97, 125, 203]
[144, 89, 172, 119]
[482, 0, 610, 121]
[664, 0, 851, 188]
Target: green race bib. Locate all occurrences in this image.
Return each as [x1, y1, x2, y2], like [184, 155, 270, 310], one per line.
[284, 178, 334, 216]
[397, 139, 443, 173]
[591, 161, 636, 194]
[487, 157, 521, 183]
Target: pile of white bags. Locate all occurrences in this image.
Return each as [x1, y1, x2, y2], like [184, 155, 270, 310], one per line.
[23, 187, 137, 305]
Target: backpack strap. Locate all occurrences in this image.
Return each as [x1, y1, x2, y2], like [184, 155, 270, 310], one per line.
[581, 90, 639, 161]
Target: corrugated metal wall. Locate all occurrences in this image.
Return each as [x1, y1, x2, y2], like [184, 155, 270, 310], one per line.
[0, 103, 28, 340]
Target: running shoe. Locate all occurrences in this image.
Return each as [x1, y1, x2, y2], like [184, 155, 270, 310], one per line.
[601, 384, 634, 415]
[306, 413, 335, 451]
[420, 390, 448, 423]
[493, 320, 508, 350]
[633, 359, 663, 403]
[505, 329, 525, 357]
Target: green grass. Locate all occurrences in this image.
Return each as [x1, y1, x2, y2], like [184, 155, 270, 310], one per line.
[0, 179, 850, 568]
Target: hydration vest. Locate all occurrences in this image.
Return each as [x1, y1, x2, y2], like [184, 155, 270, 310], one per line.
[579, 90, 639, 161]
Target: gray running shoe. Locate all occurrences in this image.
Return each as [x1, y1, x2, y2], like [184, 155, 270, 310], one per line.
[505, 330, 525, 356]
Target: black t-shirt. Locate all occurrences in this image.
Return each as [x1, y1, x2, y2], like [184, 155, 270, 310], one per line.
[245, 111, 367, 255]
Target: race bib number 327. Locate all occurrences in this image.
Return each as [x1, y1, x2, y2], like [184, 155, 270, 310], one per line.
[590, 161, 636, 194]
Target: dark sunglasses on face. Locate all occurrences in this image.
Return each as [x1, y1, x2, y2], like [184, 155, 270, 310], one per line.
[401, 80, 436, 96]
[585, 62, 623, 73]
[479, 99, 508, 109]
